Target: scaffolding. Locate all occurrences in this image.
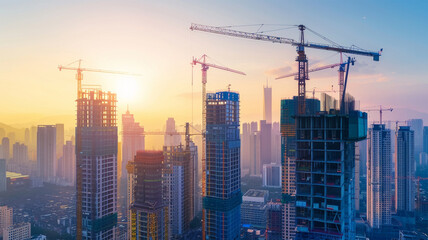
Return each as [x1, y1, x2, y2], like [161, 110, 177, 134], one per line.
[75, 89, 117, 239]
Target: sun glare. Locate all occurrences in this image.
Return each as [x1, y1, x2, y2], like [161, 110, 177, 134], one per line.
[115, 76, 139, 103]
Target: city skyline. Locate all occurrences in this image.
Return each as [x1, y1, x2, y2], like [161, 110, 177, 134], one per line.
[1, 1, 428, 131]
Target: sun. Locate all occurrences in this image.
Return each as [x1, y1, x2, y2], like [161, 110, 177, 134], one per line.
[115, 76, 139, 103]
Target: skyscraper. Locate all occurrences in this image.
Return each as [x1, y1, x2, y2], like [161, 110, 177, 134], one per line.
[280, 97, 320, 240]
[128, 151, 167, 240]
[407, 119, 423, 160]
[56, 124, 64, 161]
[395, 126, 415, 213]
[260, 120, 272, 168]
[164, 118, 181, 147]
[423, 126, 428, 154]
[367, 124, 392, 229]
[163, 143, 195, 238]
[12, 143, 28, 164]
[29, 126, 37, 161]
[63, 141, 75, 185]
[76, 90, 118, 239]
[121, 108, 145, 223]
[241, 123, 251, 172]
[204, 91, 241, 239]
[1, 138, 10, 160]
[37, 125, 56, 182]
[294, 109, 367, 240]
[264, 83, 272, 124]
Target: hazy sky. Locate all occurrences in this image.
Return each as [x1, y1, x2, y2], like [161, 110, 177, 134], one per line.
[1, 0, 427, 130]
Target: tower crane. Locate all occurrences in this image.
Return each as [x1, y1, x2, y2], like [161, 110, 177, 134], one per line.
[58, 59, 140, 98]
[363, 106, 393, 124]
[191, 54, 245, 238]
[190, 23, 382, 114]
[307, 85, 336, 99]
[58, 59, 140, 240]
[276, 59, 354, 101]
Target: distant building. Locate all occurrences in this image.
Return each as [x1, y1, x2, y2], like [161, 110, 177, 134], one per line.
[395, 126, 415, 213]
[121, 108, 144, 222]
[37, 125, 56, 182]
[408, 119, 423, 160]
[266, 201, 282, 240]
[128, 151, 167, 240]
[62, 141, 75, 185]
[164, 118, 181, 147]
[241, 189, 269, 229]
[29, 126, 37, 161]
[260, 120, 272, 170]
[368, 124, 392, 228]
[264, 83, 272, 124]
[420, 152, 428, 166]
[271, 122, 281, 164]
[0, 206, 13, 238]
[262, 163, 281, 188]
[56, 123, 64, 161]
[163, 143, 195, 238]
[3, 222, 31, 240]
[1, 138, 10, 160]
[0, 159, 6, 192]
[204, 91, 241, 239]
[12, 143, 28, 164]
[241, 123, 251, 172]
[424, 126, 428, 154]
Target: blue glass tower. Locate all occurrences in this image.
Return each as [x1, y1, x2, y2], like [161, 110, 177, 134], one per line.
[203, 91, 241, 240]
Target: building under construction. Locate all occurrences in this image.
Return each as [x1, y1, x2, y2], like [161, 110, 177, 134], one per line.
[128, 150, 167, 240]
[75, 90, 118, 239]
[293, 102, 367, 240]
[203, 91, 242, 239]
[163, 143, 195, 238]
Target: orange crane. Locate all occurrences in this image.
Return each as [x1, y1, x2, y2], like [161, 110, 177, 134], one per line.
[191, 54, 245, 239]
[363, 106, 393, 124]
[58, 59, 140, 98]
[190, 23, 381, 115]
[58, 59, 140, 240]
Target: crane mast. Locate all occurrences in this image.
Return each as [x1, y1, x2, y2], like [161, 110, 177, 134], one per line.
[191, 54, 245, 239]
[191, 23, 381, 114]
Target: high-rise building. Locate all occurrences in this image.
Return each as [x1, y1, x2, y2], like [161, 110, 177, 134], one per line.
[281, 97, 321, 240]
[0, 206, 13, 238]
[63, 141, 75, 185]
[241, 189, 268, 229]
[407, 119, 423, 161]
[423, 126, 428, 154]
[3, 222, 31, 240]
[263, 163, 281, 188]
[164, 118, 181, 147]
[241, 123, 251, 172]
[249, 123, 261, 176]
[204, 91, 241, 239]
[12, 143, 28, 164]
[294, 109, 367, 240]
[266, 201, 282, 240]
[1, 138, 10, 160]
[163, 142, 195, 238]
[260, 120, 272, 169]
[24, 128, 30, 147]
[128, 151, 167, 240]
[264, 83, 272, 124]
[395, 126, 415, 213]
[271, 122, 281, 164]
[121, 108, 144, 222]
[37, 125, 56, 182]
[76, 90, 118, 239]
[0, 160, 6, 192]
[56, 124, 64, 161]
[29, 126, 37, 161]
[7, 133, 15, 158]
[0, 129, 5, 140]
[367, 124, 392, 229]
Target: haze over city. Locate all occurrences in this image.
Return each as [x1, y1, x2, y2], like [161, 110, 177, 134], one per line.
[1, 1, 428, 240]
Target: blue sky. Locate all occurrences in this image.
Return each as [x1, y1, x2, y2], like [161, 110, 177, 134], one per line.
[0, 0, 427, 128]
